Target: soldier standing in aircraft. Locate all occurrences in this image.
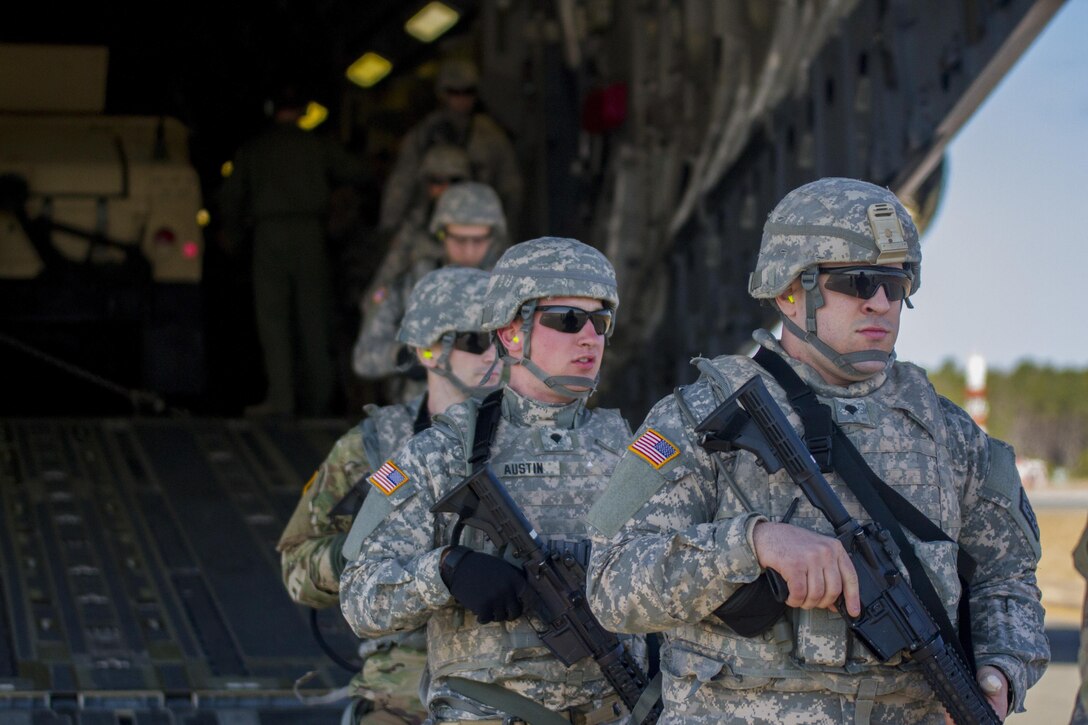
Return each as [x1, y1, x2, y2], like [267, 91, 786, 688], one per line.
[586, 177, 1048, 723]
[278, 266, 501, 724]
[379, 57, 522, 237]
[354, 181, 506, 403]
[220, 83, 365, 417]
[340, 237, 642, 724]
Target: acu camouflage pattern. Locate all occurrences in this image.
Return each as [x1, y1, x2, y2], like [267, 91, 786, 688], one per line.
[278, 397, 424, 606]
[748, 177, 922, 298]
[481, 237, 619, 333]
[428, 181, 507, 240]
[379, 101, 522, 234]
[586, 336, 1048, 724]
[277, 397, 429, 722]
[396, 266, 491, 349]
[341, 387, 644, 719]
[354, 182, 501, 389]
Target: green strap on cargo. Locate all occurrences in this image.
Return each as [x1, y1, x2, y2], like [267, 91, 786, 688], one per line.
[444, 677, 569, 725]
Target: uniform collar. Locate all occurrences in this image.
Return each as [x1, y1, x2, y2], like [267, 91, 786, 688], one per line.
[752, 329, 889, 399]
[500, 386, 588, 429]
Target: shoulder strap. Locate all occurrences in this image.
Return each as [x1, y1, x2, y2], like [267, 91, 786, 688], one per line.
[753, 347, 834, 471]
[752, 347, 977, 669]
[469, 388, 504, 469]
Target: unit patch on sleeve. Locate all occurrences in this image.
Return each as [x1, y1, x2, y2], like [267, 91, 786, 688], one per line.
[368, 460, 409, 495]
[628, 428, 680, 469]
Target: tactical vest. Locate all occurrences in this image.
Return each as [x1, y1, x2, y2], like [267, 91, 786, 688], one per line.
[426, 395, 634, 705]
[668, 355, 960, 702]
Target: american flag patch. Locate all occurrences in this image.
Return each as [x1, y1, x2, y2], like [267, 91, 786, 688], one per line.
[368, 460, 409, 495]
[628, 428, 680, 468]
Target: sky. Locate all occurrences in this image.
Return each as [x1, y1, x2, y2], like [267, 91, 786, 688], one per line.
[893, 0, 1088, 373]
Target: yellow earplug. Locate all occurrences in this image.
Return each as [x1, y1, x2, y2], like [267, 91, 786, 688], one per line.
[787, 295, 795, 303]
[422, 350, 433, 359]
[512, 336, 520, 343]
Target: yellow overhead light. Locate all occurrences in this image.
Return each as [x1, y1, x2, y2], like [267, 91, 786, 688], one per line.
[221, 160, 234, 178]
[405, 2, 460, 43]
[346, 52, 393, 88]
[196, 209, 211, 227]
[297, 101, 328, 130]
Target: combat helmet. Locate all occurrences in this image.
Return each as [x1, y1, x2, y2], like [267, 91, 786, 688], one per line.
[418, 144, 471, 182]
[749, 177, 921, 381]
[482, 236, 618, 400]
[429, 181, 507, 240]
[397, 266, 499, 396]
[436, 57, 479, 93]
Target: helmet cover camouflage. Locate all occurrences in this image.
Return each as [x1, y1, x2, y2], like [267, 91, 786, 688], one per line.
[436, 57, 479, 91]
[748, 177, 922, 298]
[419, 144, 472, 180]
[481, 237, 619, 333]
[429, 181, 507, 239]
[397, 267, 490, 348]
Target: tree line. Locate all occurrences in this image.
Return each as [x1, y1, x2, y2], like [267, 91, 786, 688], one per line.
[927, 360, 1088, 478]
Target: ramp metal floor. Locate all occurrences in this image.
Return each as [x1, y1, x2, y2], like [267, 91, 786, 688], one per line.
[0, 417, 362, 724]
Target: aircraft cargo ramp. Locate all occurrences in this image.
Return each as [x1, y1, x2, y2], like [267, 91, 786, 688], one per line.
[0, 417, 360, 724]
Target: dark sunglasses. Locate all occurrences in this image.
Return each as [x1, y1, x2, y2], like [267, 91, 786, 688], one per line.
[426, 175, 467, 186]
[451, 331, 491, 354]
[535, 305, 614, 336]
[443, 231, 492, 245]
[818, 265, 913, 301]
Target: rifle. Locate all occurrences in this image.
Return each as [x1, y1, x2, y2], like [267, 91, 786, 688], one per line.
[694, 376, 999, 725]
[431, 465, 662, 725]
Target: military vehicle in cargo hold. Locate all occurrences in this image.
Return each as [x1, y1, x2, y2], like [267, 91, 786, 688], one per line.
[0, 44, 205, 412]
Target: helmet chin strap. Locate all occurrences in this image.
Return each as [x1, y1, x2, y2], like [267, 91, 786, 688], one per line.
[782, 269, 892, 383]
[497, 302, 600, 400]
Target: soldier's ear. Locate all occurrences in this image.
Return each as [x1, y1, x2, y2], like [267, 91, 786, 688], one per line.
[496, 323, 522, 354]
[777, 285, 800, 317]
[416, 347, 439, 368]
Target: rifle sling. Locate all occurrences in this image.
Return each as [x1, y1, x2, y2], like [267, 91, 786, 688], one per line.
[470, 388, 505, 469]
[752, 347, 978, 670]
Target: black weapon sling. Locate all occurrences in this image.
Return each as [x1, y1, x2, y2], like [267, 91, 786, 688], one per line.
[451, 388, 663, 725]
[752, 347, 979, 671]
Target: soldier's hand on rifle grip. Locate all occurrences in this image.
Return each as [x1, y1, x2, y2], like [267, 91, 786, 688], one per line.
[440, 545, 528, 624]
[751, 521, 861, 616]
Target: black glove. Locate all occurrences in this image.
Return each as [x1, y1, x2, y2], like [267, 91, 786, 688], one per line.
[440, 545, 527, 623]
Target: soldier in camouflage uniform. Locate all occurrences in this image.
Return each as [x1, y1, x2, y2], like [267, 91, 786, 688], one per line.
[586, 177, 1048, 724]
[278, 266, 501, 724]
[341, 237, 644, 723]
[1072, 520, 1088, 724]
[372, 144, 474, 293]
[219, 86, 365, 416]
[354, 181, 506, 404]
[379, 57, 522, 237]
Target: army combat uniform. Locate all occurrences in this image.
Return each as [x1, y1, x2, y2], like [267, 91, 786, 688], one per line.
[1072, 521, 1088, 723]
[587, 177, 1048, 724]
[279, 397, 427, 606]
[277, 397, 430, 722]
[341, 387, 639, 721]
[587, 335, 1047, 723]
[353, 181, 505, 403]
[342, 236, 642, 723]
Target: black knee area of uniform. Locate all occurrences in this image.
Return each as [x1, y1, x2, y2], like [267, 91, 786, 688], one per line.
[440, 545, 527, 624]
